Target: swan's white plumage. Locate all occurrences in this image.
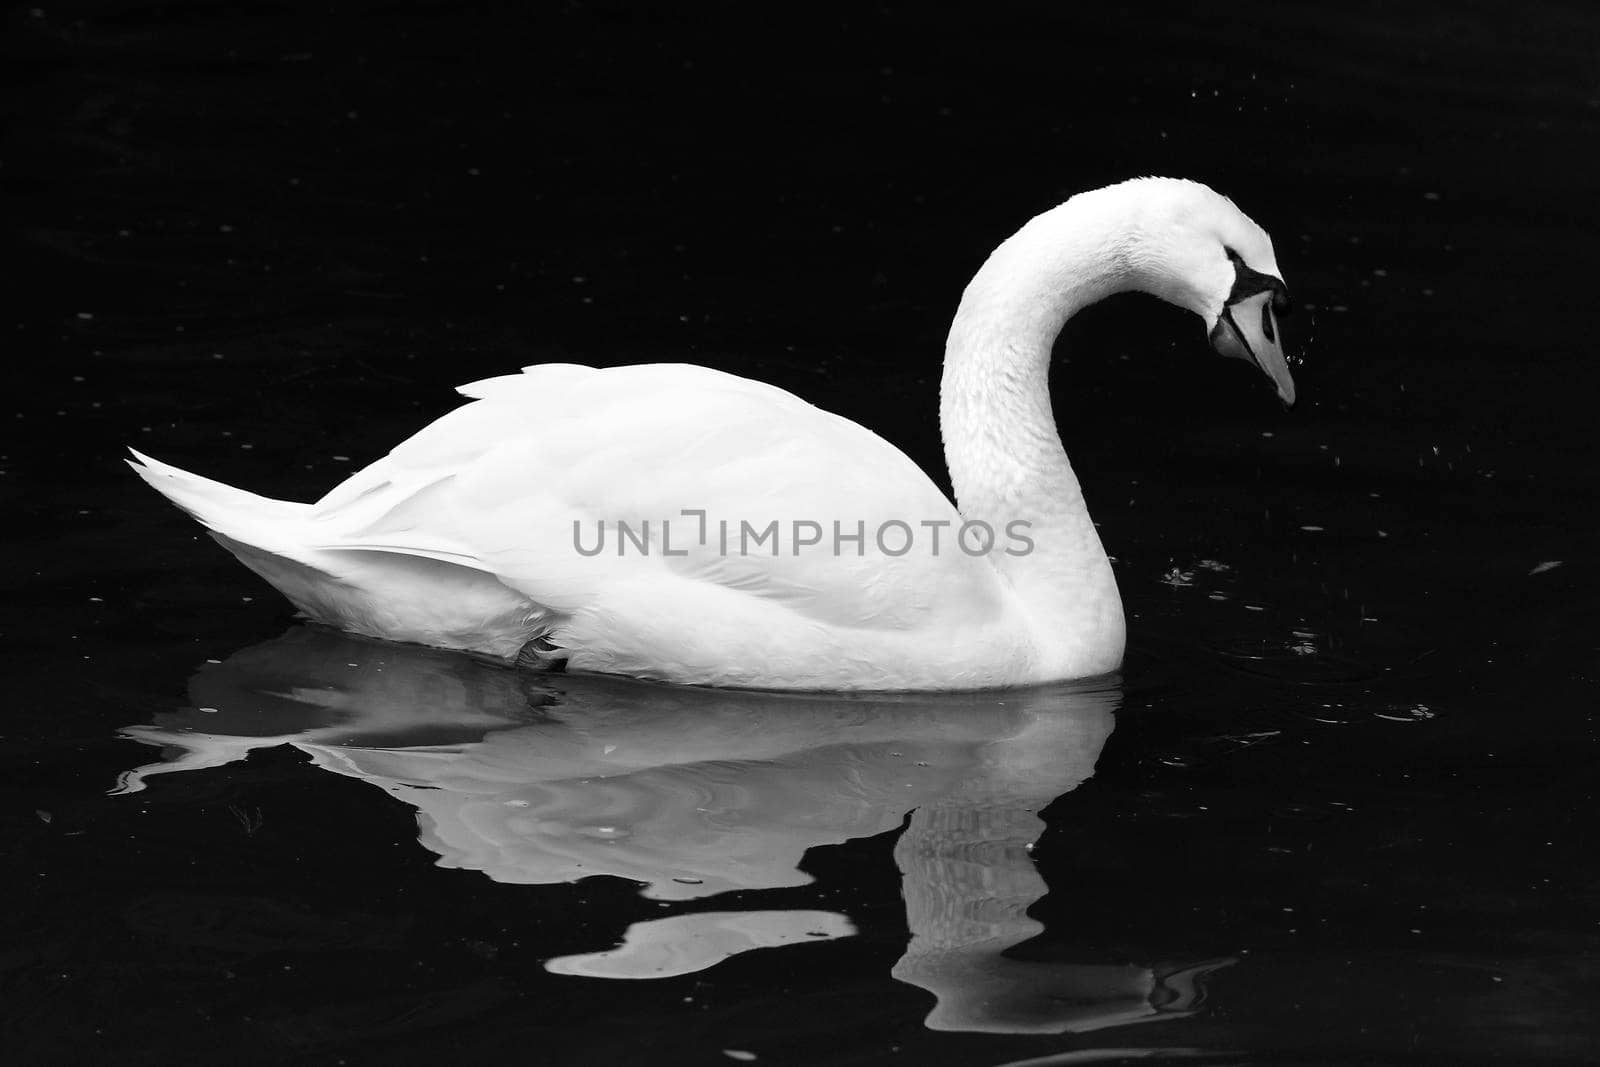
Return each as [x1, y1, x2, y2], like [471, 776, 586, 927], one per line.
[327, 364, 1005, 626]
[133, 363, 1024, 689]
[132, 177, 1289, 690]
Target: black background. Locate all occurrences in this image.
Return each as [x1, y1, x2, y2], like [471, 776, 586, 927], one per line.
[4, 2, 1598, 1064]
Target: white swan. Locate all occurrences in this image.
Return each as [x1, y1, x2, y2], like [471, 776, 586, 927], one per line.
[131, 177, 1293, 690]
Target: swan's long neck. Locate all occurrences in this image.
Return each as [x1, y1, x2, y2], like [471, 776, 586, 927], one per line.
[940, 191, 1147, 676]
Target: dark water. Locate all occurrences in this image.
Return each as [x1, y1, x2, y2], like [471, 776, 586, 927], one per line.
[5, 2, 1598, 1063]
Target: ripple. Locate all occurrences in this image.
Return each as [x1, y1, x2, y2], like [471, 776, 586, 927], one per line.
[1210, 638, 1381, 684]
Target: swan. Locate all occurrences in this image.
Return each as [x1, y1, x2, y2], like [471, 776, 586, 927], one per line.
[130, 177, 1294, 690]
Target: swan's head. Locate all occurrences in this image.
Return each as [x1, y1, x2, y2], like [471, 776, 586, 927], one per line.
[1124, 178, 1296, 407]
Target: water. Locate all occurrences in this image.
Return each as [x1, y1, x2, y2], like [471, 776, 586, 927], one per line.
[6, 2, 1597, 1063]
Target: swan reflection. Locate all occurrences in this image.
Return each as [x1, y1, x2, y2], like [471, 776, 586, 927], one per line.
[117, 627, 1226, 1033]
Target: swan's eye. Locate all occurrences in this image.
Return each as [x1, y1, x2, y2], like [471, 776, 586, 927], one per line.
[1260, 301, 1276, 343]
[1223, 247, 1287, 310]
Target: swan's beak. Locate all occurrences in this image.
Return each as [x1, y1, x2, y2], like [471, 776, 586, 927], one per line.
[1210, 291, 1296, 408]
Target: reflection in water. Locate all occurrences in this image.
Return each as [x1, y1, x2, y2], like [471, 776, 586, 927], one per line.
[117, 628, 1227, 1033]
[545, 910, 858, 980]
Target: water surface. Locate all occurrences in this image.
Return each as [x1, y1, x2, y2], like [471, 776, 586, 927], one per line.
[5, 2, 1597, 1063]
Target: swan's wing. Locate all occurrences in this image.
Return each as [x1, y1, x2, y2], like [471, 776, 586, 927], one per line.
[308, 363, 1009, 630]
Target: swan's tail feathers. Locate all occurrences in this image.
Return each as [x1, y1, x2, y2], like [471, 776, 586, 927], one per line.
[129, 449, 540, 658]
[127, 448, 329, 575]
[127, 449, 311, 534]
[129, 449, 386, 629]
